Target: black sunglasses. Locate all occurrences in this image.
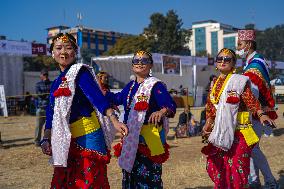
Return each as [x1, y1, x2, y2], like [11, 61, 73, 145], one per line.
[132, 57, 152, 65]
[216, 56, 232, 63]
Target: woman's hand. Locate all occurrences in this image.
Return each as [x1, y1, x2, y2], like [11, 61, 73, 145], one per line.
[106, 108, 128, 136]
[41, 129, 52, 155]
[148, 108, 167, 125]
[259, 114, 276, 128]
[41, 140, 52, 156]
[112, 121, 128, 136]
[202, 120, 214, 137]
[257, 111, 276, 128]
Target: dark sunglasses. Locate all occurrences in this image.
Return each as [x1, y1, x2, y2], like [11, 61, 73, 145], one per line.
[132, 57, 152, 65]
[216, 56, 232, 63]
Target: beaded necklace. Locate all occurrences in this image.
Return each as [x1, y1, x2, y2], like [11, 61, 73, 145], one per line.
[126, 76, 149, 110]
[126, 81, 136, 110]
[210, 73, 233, 104]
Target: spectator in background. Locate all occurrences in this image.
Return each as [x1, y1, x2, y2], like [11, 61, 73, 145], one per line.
[206, 75, 217, 93]
[34, 69, 52, 146]
[203, 75, 217, 105]
[97, 71, 110, 95]
[24, 91, 32, 114]
[169, 88, 178, 96]
[97, 71, 121, 114]
[177, 106, 199, 136]
[199, 108, 206, 133]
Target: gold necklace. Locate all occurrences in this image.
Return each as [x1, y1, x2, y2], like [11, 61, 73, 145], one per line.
[210, 73, 233, 104]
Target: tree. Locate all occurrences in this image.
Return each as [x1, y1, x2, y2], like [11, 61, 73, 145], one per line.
[104, 35, 152, 56]
[23, 55, 57, 71]
[196, 50, 209, 57]
[104, 9, 191, 56]
[80, 48, 96, 64]
[245, 23, 255, 29]
[256, 24, 284, 61]
[143, 10, 191, 55]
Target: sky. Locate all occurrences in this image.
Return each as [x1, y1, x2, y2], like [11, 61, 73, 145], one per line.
[0, 0, 283, 43]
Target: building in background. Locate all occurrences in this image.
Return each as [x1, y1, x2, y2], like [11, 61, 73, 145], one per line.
[189, 20, 238, 57]
[46, 25, 131, 56]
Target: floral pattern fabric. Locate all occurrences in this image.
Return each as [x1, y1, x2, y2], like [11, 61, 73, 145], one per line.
[50, 141, 111, 189]
[122, 152, 163, 189]
[202, 132, 252, 189]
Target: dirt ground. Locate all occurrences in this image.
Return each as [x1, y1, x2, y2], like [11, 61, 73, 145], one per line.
[1, 106, 284, 189]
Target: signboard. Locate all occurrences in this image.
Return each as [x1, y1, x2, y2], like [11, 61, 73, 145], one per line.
[0, 85, 8, 117]
[162, 55, 182, 75]
[32, 43, 47, 55]
[195, 57, 208, 66]
[180, 56, 192, 65]
[152, 53, 163, 64]
[0, 40, 32, 55]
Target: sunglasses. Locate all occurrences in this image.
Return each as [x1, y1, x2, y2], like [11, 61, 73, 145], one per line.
[216, 56, 233, 63]
[132, 57, 152, 65]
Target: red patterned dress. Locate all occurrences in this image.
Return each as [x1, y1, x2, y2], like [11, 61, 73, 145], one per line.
[202, 76, 261, 189]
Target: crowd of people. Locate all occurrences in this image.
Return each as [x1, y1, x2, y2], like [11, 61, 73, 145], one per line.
[37, 30, 280, 189]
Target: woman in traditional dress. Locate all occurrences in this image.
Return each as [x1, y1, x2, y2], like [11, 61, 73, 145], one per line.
[40, 33, 128, 189]
[106, 50, 176, 188]
[202, 48, 275, 189]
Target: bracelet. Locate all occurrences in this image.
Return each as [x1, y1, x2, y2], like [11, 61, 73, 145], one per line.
[258, 112, 266, 118]
[108, 112, 118, 119]
[206, 120, 214, 125]
[40, 138, 50, 146]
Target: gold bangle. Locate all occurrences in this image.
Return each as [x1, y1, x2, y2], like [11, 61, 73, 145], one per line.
[207, 120, 214, 125]
[108, 112, 118, 119]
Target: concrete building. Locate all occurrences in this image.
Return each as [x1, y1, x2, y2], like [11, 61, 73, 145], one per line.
[46, 25, 131, 56]
[189, 20, 239, 57]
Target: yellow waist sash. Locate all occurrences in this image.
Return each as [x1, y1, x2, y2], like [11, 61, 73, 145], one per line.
[140, 124, 165, 156]
[236, 112, 259, 146]
[70, 111, 101, 138]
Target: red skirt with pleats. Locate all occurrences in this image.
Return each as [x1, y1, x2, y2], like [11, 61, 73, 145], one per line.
[201, 131, 252, 189]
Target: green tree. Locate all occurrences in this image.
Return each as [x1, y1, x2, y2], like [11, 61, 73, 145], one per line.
[80, 48, 96, 64]
[196, 50, 209, 57]
[144, 10, 191, 55]
[245, 23, 255, 29]
[23, 55, 57, 71]
[104, 35, 152, 56]
[256, 24, 284, 61]
[104, 9, 191, 56]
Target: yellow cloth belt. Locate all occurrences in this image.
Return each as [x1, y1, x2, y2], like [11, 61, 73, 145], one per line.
[70, 111, 101, 138]
[140, 124, 165, 156]
[237, 111, 250, 125]
[236, 112, 259, 146]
